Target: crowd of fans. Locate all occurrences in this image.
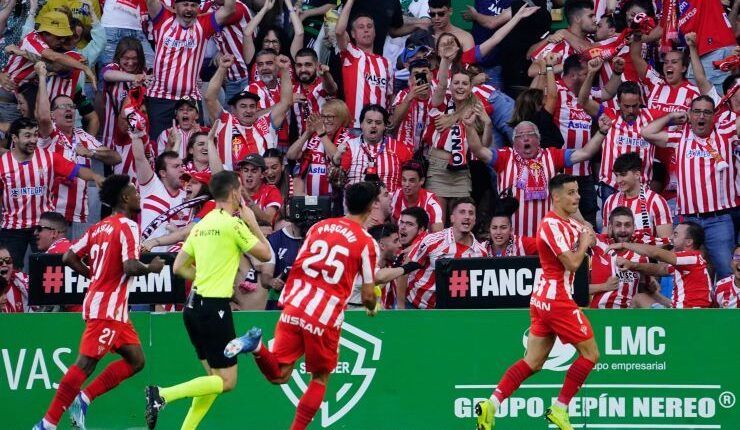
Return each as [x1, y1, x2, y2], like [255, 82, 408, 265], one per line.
[0, 0, 739, 313]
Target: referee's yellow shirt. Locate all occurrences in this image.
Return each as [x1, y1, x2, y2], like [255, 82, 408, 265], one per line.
[182, 209, 259, 298]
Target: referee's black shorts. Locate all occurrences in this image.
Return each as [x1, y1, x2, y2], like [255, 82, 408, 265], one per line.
[183, 293, 237, 369]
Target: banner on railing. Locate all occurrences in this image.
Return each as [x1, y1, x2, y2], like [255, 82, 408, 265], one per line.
[1, 310, 736, 429]
[27, 253, 185, 305]
[435, 256, 589, 308]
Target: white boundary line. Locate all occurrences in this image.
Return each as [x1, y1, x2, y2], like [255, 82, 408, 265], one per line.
[455, 384, 722, 389]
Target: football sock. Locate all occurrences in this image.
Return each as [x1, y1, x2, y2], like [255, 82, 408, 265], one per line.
[44, 365, 87, 425]
[159, 375, 224, 404]
[254, 344, 282, 381]
[82, 360, 135, 402]
[557, 357, 596, 406]
[491, 359, 533, 407]
[290, 379, 326, 430]
[180, 394, 218, 430]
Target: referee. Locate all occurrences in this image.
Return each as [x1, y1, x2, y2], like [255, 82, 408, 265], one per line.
[145, 171, 271, 429]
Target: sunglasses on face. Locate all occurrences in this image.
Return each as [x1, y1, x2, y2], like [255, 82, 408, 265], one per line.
[0, 257, 12, 265]
[429, 11, 447, 17]
[34, 225, 57, 233]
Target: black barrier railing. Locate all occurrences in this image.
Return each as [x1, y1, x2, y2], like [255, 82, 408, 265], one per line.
[435, 256, 589, 309]
[28, 253, 185, 306]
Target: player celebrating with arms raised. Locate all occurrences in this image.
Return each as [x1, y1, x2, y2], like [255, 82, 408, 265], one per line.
[34, 175, 165, 430]
[476, 174, 599, 430]
[225, 181, 380, 430]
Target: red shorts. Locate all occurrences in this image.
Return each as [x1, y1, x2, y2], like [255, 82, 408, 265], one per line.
[271, 310, 340, 374]
[529, 300, 594, 345]
[79, 319, 141, 360]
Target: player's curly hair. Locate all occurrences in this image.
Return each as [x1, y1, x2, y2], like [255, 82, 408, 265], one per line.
[99, 174, 132, 208]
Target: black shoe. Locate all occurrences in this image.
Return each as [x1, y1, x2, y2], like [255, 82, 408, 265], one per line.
[145, 385, 165, 429]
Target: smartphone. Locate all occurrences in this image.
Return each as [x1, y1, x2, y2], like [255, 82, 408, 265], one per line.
[414, 72, 428, 86]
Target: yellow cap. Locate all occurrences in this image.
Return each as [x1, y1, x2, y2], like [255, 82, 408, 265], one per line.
[37, 11, 73, 38]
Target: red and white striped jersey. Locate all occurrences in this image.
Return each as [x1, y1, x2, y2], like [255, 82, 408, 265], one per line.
[553, 81, 592, 176]
[215, 110, 277, 169]
[341, 42, 393, 127]
[341, 136, 412, 193]
[490, 147, 569, 237]
[389, 188, 443, 226]
[292, 78, 330, 137]
[599, 107, 657, 188]
[156, 126, 204, 159]
[0, 149, 78, 229]
[669, 249, 712, 309]
[249, 62, 296, 84]
[602, 185, 672, 236]
[533, 211, 587, 304]
[42, 127, 103, 223]
[2, 31, 48, 85]
[643, 71, 700, 113]
[279, 217, 379, 328]
[589, 235, 648, 309]
[667, 119, 738, 215]
[392, 87, 433, 153]
[200, 0, 251, 81]
[70, 213, 141, 322]
[147, 9, 220, 100]
[47, 237, 72, 254]
[406, 228, 487, 309]
[714, 276, 739, 308]
[139, 175, 188, 252]
[0, 272, 28, 313]
[530, 40, 579, 74]
[298, 130, 350, 197]
[471, 84, 495, 116]
[46, 51, 85, 100]
[101, 63, 129, 149]
[245, 79, 289, 146]
[485, 235, 538, 257]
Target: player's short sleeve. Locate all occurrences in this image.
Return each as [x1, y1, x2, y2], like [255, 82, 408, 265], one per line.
[407, 234, 431, 265]
[673, 250, 700, 268]
[550, 147, 568, 170]
[641, 67, 663, 92]
[198, 11, 221, 38]
[427, 194, 444, 225]
[120, 219, 141, 262]
[665, 129, 683, 149]
[51, 152, 79, 180]
[650, 194, 672, 226]
[232, 218, 259, 254]
[522, 237, 539, 255]
[264, 186, 283, 209]
[342, 41, 364, 59]
[70, 229, 91, 257]
[359, 237, 379, 285]
[539, 219, 573, 256]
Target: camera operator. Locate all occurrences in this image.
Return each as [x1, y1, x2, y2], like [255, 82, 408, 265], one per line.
[260, 197, 330, 309]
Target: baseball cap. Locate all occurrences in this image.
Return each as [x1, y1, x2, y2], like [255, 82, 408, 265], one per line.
[401, 30, 433, 63]
[228, 90, 260, 106]
[37, 11, 73, 38]
[236, 153, 267, 170]
[175, 96, 199, 112]
[181, 170, 212, 185]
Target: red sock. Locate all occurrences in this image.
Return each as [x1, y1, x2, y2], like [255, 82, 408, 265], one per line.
[44, 365, 87, 425]
[493, 360, 533, 403]
[290, 380, 326, 430]
[254, 344, 281, 381]
[82, 360, 135, 402]
[557, 357, 595, 405]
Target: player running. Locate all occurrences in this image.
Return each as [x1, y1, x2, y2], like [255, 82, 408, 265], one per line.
[33, 175, 165, 430]
[225, 181, 381, 430]
[476, 174, 599, 430]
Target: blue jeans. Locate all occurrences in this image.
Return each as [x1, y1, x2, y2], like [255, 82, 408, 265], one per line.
[687, 46, 735, 95]
[486, 89, 515, 148]
[98, 27, 155, 83]
[681, 213, 735, 279]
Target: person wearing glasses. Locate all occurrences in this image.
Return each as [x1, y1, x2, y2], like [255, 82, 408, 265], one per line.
[428, 0, 474, 51]
[466, 111, 611, 237]
[34, 211, 71, 254]
[36, 62, 119, 240]
[641, 96, 739, 279]
[0, 245, 28, 313]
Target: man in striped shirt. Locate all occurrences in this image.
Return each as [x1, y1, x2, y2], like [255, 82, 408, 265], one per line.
[34, 175, 165, 430]
[390, 160, 444, 232]
[144, 0, 235, 141]
[336, 0, 393, 127]
[403, 197, 488, 309]
[611, 221, 713, 309]
[602, 152, 673, 238]
[642, 97, 738, 279]
[0, 118, 101, 270]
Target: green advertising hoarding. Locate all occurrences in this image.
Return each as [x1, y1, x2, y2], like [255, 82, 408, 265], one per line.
[1, 310, 737, 429]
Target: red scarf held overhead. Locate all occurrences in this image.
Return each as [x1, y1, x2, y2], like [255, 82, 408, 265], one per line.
[660, 0, 679, 53]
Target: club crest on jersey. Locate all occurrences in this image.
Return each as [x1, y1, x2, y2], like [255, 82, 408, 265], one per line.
[272, 323, 382, 427]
